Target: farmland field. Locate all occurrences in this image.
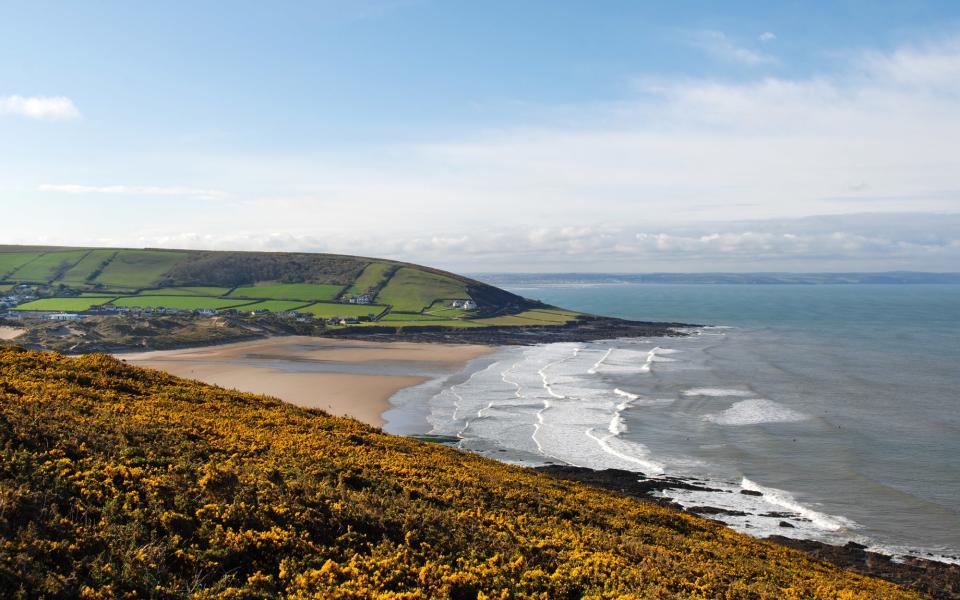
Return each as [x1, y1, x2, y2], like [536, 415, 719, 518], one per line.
[92, 250, 188, 289]
[112, 296, 254, 310]
[140, 287, 232, 297]
[375, 267, 469, 311]
[474, 309, 581, 326]
[344, 261, 393, 296]
[59, 249, 118, 285]
[229, 283, 343, 302]
[298, 302, 387, 319]
[8, 250, 88, 283]
[14, 297, 116, 312]
[380, 312, 449, 321]
[0, 252, 44, 279]
[362, 319, 483, 328]
[422, 300, 469, 318]
[233, 300, 312, 313]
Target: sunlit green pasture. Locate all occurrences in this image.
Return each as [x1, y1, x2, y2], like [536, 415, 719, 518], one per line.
[8, 250, 88, 283]
[0, 252, 45, 279]
[374, 267, 470, 312]
[92, 250, 188, 289]
[14, 297, 116, 312]
[59, 249, 118, 285]
[298, 302, 387, 319]
[140, 287, 232, 297]
[234, 300, 312, 313]
[344, 262, 393, 297]
[228, 283, 343, 302]
[112, 296, 254, 310]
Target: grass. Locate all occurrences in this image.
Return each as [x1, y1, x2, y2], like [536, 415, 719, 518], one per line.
[13, 297, 117, 312]
[366, 319, 484, 328]
[374, 267, 470, 311]
[298, 302, 387, 319]
[228, 283, 344, 302]
[112, 296, 254, 310]
[422, 300, 470, 318]
[233, 300, 312, 313]
[0, 251, 45, 279]
[475, 308, 582, 326]
[380, 312, 451, 321]
[344, 261, 393, 296]
[92, 249, 188, 289]
[7, 250, 89, 283]
[0, 347, 917, 597]
[139, 286, 233, 297]
[59, 249, 118, 285]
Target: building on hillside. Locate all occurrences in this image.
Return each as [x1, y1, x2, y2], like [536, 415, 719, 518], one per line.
[48, 313, 82, 321]
[451, 299, 478, 310]
[347, 294, 372, 305]
[196, 308, 216, 316]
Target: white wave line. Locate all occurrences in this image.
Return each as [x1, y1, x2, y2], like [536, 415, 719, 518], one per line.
[639, 345, 661, 373]
[453, 362, 498, 441]
[531, 345, 581, 456]
[587, 347, 613, 374]
[585, 427, 663, 474]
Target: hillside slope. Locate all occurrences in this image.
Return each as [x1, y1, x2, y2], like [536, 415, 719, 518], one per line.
[0, 245, 542, 326]
[0, 347, 919, 598]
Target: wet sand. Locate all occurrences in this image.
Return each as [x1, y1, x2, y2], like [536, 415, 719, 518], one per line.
[0, 326, 24, 340]
[119, 336, 493, 427]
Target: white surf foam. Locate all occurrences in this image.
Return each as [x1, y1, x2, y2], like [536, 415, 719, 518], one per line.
[613, 388, 639, 400]
[587, 347, 613, 374]
[741, 477, 858, 531]
[683, 387, 755, 397]
[705, 399, 807, 426]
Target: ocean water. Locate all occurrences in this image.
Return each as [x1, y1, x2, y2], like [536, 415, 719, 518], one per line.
[384, 284, 960, 562]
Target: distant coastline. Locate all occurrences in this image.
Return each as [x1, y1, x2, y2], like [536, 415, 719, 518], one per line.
[474, 272, 960, 285]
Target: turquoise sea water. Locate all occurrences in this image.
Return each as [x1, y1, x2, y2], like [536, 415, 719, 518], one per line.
[387, 284, 960, 560]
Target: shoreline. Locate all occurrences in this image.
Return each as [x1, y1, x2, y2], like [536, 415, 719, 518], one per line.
[534, 465, 960, 599]
[118, 336, 493, 427]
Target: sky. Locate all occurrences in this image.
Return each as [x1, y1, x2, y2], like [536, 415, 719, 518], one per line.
[1, 0, 959, 272]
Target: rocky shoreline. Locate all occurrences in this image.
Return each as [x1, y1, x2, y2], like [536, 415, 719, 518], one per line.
[535, 465, 960, 599]
[327, 315, 694, 345]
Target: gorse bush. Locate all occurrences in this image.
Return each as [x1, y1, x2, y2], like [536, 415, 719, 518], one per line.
[0, 347, 919, 598]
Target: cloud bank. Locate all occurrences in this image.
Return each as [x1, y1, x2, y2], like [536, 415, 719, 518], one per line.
[0, 95, 79, 120]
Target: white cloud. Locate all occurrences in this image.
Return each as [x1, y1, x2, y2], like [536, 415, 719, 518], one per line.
[688, 30, 776, 65]
[38, 184, 226, 200]
[0, 95, 80, 120]
[759, 32, 776, 43]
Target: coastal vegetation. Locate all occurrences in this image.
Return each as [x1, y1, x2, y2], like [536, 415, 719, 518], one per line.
[0, 346, 920, 598]
[228, 283, 344, 302]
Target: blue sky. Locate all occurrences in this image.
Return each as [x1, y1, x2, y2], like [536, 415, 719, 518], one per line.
[2, 1, 959, 271]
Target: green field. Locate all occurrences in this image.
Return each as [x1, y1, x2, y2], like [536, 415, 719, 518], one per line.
[422, 300, 470, 318]
[363, 319, 483, 328]
[112, 296, 253, 310]
[344, 261, 393, 296]
[234, 300, 312, 313]
[380, 312, 450, 321]
[475, 308, 581, 326]
[228, 283, 343, 302]
[298, 302, 387, 319]
[139, 286, 232, 297]
[375, 267, 470, 311]
[14, 297, 115, 312]
[92, 250, 188, 289]
[59, 249, 118, 285]
[8, 250, 88, 283]
[0, 252, 44, 279]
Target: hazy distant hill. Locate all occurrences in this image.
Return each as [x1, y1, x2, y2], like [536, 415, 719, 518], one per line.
[476, 272, 960, 285]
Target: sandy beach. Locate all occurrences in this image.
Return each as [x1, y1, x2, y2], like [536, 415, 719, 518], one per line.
[119, 336, 493, 427]
[0, 326, 24, 340]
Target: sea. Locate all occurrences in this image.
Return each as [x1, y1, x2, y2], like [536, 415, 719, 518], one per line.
[383, 283, 960, 563]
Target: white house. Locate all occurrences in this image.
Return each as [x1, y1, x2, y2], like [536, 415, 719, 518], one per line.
[48, 313, 82, 321]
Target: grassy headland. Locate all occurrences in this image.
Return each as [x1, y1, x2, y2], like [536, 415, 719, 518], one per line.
[0, 346, 919, 598]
